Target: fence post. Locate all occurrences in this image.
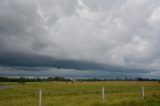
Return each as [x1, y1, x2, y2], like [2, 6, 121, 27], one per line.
[102, 86, 105, 101]
[141, 86, 144, 100]
[39, 89, 42, 106]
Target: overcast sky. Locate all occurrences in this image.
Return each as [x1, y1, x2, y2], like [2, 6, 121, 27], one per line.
[0, 0, 160, 79]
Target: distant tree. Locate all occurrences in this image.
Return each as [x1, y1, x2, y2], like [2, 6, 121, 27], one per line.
[54, 76, 65, 81]
[0, 77, 9, 82]
[18, 76, 26, 84]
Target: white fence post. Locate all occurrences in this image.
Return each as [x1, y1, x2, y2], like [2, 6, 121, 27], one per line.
[141, 86, 144, 100]
[39, 89, 42, 106]
[102, 86, 105, 100]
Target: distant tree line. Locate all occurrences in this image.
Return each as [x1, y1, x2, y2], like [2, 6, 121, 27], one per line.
[0, 76, 159, 83]
[0, 76, 71, 83]
[77, 78, 107, 82]
[136, 78, 160, 81]
[77, 78, 160, 81]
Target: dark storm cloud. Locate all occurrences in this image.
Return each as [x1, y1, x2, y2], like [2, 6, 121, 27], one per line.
[0, 66, 150, 79]
[0, 0, 160, 78]
[0, 50, 107, 70]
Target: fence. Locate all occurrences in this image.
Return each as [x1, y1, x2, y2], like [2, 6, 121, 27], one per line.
[38, 86, 145, 106]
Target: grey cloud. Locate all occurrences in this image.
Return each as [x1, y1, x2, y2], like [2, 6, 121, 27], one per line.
[0, 66, 151, 79]
[0, 0, 160, 78]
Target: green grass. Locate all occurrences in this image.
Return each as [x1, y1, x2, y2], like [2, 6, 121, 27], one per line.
[0, 81, 160, 106]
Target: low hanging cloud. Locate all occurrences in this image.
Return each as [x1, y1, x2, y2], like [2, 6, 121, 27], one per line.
[0, 0, 160, 78]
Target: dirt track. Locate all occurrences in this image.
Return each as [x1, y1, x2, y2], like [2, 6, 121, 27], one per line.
[0, 86, 15, 90]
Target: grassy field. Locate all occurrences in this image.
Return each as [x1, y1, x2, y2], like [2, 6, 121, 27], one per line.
[0, 81, 160, 106]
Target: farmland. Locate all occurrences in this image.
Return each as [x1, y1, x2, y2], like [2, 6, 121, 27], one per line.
[0, 81, 160, 106]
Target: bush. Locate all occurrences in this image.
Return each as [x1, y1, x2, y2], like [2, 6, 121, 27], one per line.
[18, 77, 26, 84]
